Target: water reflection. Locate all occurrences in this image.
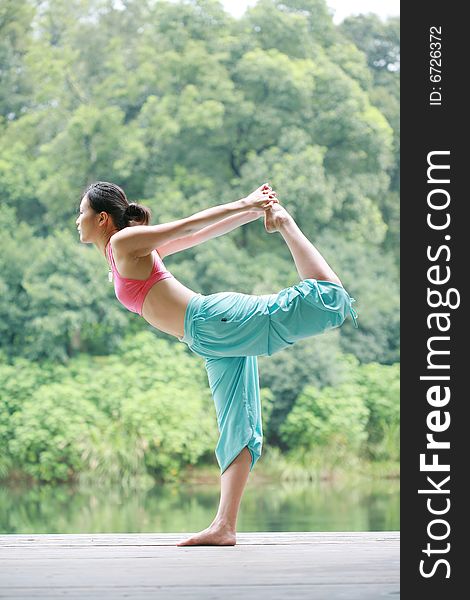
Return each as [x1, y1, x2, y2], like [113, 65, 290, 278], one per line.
[0, 477, 399, 534]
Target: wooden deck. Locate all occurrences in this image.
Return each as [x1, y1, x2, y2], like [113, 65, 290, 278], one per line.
[0, 532, 399, 599]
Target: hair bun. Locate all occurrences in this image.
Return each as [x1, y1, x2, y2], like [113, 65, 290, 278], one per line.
[122, 200, 152, 226]
[125, 203, 139, 215]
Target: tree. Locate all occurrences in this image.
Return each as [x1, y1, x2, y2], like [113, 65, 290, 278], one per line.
[0, 0, 34, 119]
[1, 0, 399, 388]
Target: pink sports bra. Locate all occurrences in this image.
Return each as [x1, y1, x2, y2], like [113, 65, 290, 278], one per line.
[106, 241, 174, 316]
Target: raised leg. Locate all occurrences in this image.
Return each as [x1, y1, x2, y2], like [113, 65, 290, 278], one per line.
[265, 204, 342, 285]
[176, 446, 252, 546]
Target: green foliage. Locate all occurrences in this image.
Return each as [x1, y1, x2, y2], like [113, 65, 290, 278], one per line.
[0, 0, 34, 119]
[76, 379, 218, 486]
[317, 232, 400, 364]
[340, 14, 400, 262]
[0, 211, 130, 361]
[89, 332, 219, 482]
[280, 381, 369, 464]
[258, 333, 351, 446]
[0, 0, 399, 365]
[340, 14, 400, 81]
[355, 361, 400, 462]
[1, 333, 220, 484]
[8, 383, 104, 482]
[279, 357, 399, 470]
[0, 0, 400, 482]
[0, 357, 66, 478]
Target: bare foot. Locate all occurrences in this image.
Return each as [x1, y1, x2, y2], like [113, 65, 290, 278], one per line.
[176, 523, 236, 546]
[264, 203, 292, 233]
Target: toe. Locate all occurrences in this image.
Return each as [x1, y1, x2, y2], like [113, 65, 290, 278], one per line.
[176, 536, 195, 546]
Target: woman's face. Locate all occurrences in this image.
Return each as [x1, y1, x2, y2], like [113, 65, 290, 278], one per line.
[76, 194, 97, 243]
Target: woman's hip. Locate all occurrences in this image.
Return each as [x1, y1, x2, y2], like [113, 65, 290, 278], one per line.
[180, 290, 271, 358]
[179, 279, 357, 358]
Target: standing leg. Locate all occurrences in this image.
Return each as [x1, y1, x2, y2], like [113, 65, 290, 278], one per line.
[177, 355, 262, 547]
[176, 446, 252, 546]
[265, 203, 342, 285]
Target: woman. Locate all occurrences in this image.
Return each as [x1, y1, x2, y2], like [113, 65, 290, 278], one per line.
[76, 180, 358, 546]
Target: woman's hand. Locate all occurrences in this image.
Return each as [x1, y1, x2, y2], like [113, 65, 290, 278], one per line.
[242, 183, 279, 213]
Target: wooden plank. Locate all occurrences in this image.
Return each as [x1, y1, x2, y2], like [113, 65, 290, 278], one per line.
[0, 584, 400, 600]
[0, 531, 398, 546]
[0, 532, 399, 600]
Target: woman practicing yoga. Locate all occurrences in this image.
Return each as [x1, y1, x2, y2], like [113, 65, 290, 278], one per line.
[76, 180, 358, 546]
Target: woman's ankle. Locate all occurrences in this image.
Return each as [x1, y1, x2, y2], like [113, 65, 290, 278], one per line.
[211, 516, 236, 532]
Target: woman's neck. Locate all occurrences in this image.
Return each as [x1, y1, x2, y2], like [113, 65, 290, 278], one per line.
[99, 230, 119, 259]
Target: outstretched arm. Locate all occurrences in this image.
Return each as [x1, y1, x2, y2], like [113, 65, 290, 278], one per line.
[112, 184, 275, 258]
[156, 210, 261, 258]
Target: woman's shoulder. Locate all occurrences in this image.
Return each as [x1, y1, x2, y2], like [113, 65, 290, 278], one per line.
[110, 238, 155, 279]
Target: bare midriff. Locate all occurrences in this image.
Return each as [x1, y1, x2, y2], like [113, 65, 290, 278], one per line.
[141, 277, 198, 339]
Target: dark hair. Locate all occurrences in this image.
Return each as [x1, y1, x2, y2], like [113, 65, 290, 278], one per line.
[81, 181, 152, 230]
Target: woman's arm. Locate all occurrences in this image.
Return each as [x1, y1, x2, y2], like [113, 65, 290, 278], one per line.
[156, 211, 261, 258]
[112, 184, 274, 258]
[115, 198, 246, 258]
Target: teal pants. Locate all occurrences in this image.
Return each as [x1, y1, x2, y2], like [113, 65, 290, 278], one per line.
[179, 279, 358, 475]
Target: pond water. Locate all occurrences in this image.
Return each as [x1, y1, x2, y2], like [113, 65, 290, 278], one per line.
[0, 477, 399, 534]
